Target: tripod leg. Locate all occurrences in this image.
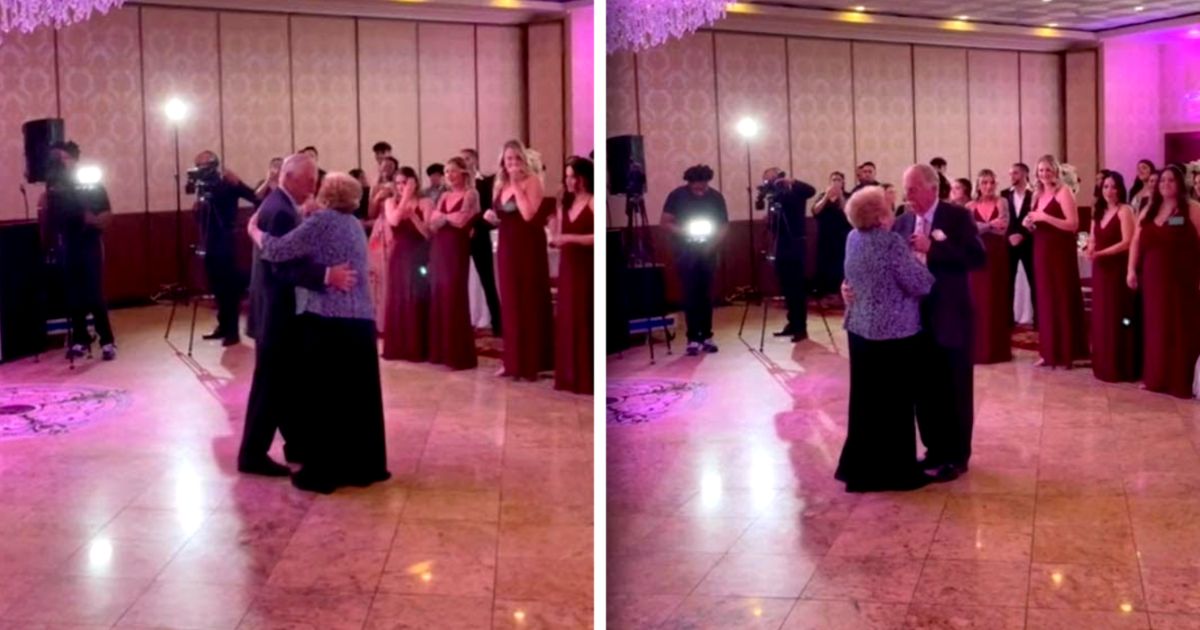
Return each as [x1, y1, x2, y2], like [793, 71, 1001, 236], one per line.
[647, 322, 656, 364]
[738, 299, 751, 338]
[760, 296, 769, 353]
[188, 296, 201, 356]
[661, 314, 673, 355]
[166, 297, 177, 339]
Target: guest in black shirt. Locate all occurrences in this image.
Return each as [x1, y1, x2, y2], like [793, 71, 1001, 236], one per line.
[850, 161, 878, 195]
[761, 167, 816, 341]
[462, 147, 502, 336]
[192, 150, 258, 346]
[662, 164, 728, 355]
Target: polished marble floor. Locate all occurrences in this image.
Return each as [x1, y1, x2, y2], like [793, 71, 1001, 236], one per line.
[607, 305, 1200, 630]
[0, 306, 593, 629]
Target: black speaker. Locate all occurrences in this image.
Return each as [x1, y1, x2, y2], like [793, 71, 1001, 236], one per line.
[607, 135, 644, 196]
[23, 118, 65, 184]
[0, 221, 47, 362]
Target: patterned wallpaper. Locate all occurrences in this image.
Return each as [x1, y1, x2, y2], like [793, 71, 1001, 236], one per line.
[968, 50, 1021, 183]
[0, 7, 556, 220]
[914, 47, 968, 181]
[1101, 41, 1161, 173]
[528, 22, 567, 192]
[1158, 41, 1200, 134]
[607, 32, 1076, 222]
[1065, 50, 1099, 203]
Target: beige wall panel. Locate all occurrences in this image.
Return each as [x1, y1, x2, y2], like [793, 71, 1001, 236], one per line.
[357, 20, 419, 180]
[1019, 52, 1063, 169]
[220, 12, 291, 185]
[528, 22, 565, 192]
[1065, 50, 1098, 204]
[476, 26, 526, 171]
[141, 8, 221, 212]
[636, 32, 720, 225]
[57, 9, 146, 214]
[607, 52, 639, 138]
[418, 24, 476, 178]
[787, 38, 855, 199]
[290, 16, 358, 173]
[968, 50, 1021, 181]
[715, 33, 790, 221]
[0, 28, 57, 221]
[913, 46, 969, 181]
[853, 42, 914, 187]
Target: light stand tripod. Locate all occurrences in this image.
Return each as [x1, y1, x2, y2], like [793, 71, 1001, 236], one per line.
[623, 193, 673, 363]
[737, 188, 782, 352]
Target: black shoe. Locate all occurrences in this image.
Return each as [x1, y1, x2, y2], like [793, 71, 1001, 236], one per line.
[929, 464, 962, 483]
[773, 327, 796, 337]
[237, 457, 291, 477]
[291, 468, 337, 494]
[202, 329, 226, 340]
[222, 336, 241, 347]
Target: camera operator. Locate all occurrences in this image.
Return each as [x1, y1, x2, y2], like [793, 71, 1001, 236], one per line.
[190, 150, 258, 346]
[759, 167, 816, 342]
[38, 141, 117, 360]
[661, 164, 728, 356]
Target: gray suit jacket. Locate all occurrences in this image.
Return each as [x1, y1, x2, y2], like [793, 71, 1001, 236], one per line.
[892, 202, 986, 350]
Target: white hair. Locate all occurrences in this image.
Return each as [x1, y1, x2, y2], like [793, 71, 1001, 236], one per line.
[904, 163, 939, 189]
[281, 153, 316, 178]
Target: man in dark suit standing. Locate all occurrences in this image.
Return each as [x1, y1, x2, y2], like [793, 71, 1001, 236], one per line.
[1001, 162, 1035, 323]
[462, 147, 502, 336]
[888, 163, 985, 481]
[239, 153, 356, 476]
[762, 167, 816, 342]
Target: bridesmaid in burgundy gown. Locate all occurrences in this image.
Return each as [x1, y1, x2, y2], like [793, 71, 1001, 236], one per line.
[551, 157, 595, 395]
[1027, 155, 1087, 368]
[967, 170, 1012, 364]
[381, 167, 431, 362]
[1088, 171, 1138, 383]
[428, 157, 480, 371]
[485, 140, 553, 381]
[1128, 165, 1200, 398]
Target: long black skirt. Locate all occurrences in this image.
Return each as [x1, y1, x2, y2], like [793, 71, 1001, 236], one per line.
[835, 332, 929, 493]
[292, 313, 390, 493]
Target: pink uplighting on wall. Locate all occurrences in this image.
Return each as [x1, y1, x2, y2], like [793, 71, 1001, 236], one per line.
[568, 5, 594, 156]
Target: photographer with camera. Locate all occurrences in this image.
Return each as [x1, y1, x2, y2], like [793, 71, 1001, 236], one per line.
[38, 141, 117, 360]
[759, 167, 816, 341]
[189, 150, 258, 346]
[661, 164, 728, 356]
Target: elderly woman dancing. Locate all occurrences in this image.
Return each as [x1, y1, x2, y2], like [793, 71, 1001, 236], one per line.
[249, 172, 390, 494]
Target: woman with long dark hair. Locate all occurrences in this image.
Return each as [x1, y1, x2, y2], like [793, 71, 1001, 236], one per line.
[813, 171, 851, 305]
[427, 157, 480, 370]
[381, 166, 431, 362]
[967, 169, 1012, 364]
[1026, 154, 1087, 368]
[1088, 171, 1138, 383]
[551, 156, 594, 395]
[1129, 159, 1156, 200]
[1133, 167, 1159, 213]
[1127, 164, 1200, 397]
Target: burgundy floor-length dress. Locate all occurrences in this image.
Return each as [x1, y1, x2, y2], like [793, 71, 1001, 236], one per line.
[970, 202, 1012, 364]
[497, 197, 553, 380]
[381, 217, 430, 362]
[1032, 198, 1088, 367]
[429, 201, 478, 371]
[554, 204, 593, 394]
[1090, 213, 1138, 383]
[1139, 212, 1200, 397]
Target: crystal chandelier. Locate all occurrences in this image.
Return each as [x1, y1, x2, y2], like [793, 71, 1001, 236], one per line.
[0, 0, 126, 42]
[608, 0, 729, 54]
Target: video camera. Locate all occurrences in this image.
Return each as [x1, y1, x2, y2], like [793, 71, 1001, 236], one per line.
[185, 157, 222, 201]
[754, 172, 789, 211]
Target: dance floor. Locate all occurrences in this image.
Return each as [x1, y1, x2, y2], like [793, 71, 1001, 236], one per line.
[607, 305, 1200, 629]
[0, 306, 593, 629]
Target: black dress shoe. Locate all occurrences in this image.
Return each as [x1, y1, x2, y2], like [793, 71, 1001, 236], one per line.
[237, 457, 291, 477]
[773, 328, 796, 337]
[202, 329, 226, 340]
[929, 464, 962, 483]
[291, 468, 337, 494]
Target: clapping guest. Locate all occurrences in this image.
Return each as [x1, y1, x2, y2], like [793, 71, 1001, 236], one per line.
[428, 158, 480, 371]
[254, 157, 284, 203]
[1027, 154, 1087, 369]
[1127, 164, 1200, 398]
[1088, 171, 1138, 383]
[367, 157, 400, 332]
[967, 169, 1012, 364]
[835, 186, 934, 493]
[813, 171, 851, 306]
[550, 156, 595, 395]
[484, 140, 553, 380]
[381, 167, 431, 363]
[248, 172, 389, 493]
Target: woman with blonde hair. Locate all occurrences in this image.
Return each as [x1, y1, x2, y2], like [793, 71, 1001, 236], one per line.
[484, 139, 553, 381]
[428, 157, 481, 370]
[967, 169, 1011, 364]
[1025, 154, 1087, 368]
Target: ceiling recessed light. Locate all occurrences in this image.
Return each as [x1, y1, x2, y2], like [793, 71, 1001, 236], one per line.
[853, 5, 866, 11]
[1134, 5, 1145, 11]
[1047, 22, 1058, 27]
[957, 15, 969, 20]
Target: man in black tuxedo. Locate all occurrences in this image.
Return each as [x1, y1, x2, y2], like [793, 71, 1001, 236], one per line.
[1001, 162, 1035, 323]
[240, 153, 356, 476]
[887, 163, 985, 481]
[761, 167, 816, 341]
[462, 147, 502, 336]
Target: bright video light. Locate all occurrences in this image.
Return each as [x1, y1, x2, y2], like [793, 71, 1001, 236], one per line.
[76, 165, 103, 186]
[735, 117, 759, 139]
[686, 218, 715, 241]
[164, 97, 189, 123]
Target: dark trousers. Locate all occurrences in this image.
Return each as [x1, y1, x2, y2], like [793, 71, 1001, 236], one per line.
[1008, 241, 1035, 323]
[677, 252, 716, 343]
[914, 333, 975, 467]
[66, 256, 114, 346]
[239, 313, 303, 465]
[205, 247, 242, 339]
[774, 250, 807, 335]
[470, 225, 502, 336]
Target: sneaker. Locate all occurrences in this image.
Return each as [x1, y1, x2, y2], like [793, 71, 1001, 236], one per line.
[101, 344, 117, 361]
[685, 341, 701, 356]
[66, 343, 88, 360]
[701, 339, 719, 353]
